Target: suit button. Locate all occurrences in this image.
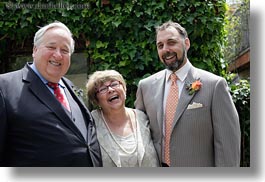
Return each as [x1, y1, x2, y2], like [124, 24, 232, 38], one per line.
[73, 118, 76, 122]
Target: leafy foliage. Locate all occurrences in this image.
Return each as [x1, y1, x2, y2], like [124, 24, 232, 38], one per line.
[224, 0, 250, 62]
[0, 0, 249, 166]
[224, 0, 250, 167]
[226, 73, 250, 167]
[0, 0, 227, 106]
[84, 0, 227, 107]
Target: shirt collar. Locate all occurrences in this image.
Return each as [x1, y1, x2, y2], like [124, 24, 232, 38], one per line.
[29, 62, 65, 88]
[166, 59, 191, 82]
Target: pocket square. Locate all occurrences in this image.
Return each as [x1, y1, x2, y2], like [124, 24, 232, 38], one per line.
[187, 102, 203, 109]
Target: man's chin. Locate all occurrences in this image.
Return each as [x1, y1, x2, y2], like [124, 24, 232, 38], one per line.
[165, 61, 183, 71]
[164, 60, 176, 67]
[165, 65, 177, 71]
[163, 58, 175, 66]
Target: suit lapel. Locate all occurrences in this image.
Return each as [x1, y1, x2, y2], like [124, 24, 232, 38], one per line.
[133, 110, 147, 167]
[172, 66, 199, 131]
[152, 70, 166, 133]
[22, 65, 85, 142]
[95, 111, 121, 167]
[62, 78, 93, 143]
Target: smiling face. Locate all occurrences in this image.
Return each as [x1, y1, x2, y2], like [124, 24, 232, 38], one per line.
[156, 26, 190, 72]
[96, 80, 126, 113]
[32, 27, 72, 83]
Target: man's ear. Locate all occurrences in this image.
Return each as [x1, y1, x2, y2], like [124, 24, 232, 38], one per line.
[185, 38, 190, 51]
[32, 46, 37, 58]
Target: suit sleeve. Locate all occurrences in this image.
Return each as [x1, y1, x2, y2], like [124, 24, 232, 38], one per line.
[0, 89, 7, 165]
[212, 78, 241, 166]
[134, 80, 146, 112]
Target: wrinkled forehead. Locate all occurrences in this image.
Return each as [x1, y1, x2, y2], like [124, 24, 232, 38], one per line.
[43, 28, 71, 42]
[156, 27, 181, 44]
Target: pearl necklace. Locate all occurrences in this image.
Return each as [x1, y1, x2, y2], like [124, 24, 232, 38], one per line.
[101, 109, 138, 154]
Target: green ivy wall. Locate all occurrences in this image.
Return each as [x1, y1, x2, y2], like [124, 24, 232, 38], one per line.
[0, 0, 249, 166]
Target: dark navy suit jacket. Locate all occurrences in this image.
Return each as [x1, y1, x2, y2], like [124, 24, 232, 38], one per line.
[0, 63, 102, 167]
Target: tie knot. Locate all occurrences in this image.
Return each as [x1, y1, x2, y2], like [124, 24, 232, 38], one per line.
[170, 73, 178, 82]
[47, 82, 59, 89]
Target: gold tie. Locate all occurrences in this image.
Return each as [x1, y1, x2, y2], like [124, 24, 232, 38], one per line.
[164, 73, 178, 166]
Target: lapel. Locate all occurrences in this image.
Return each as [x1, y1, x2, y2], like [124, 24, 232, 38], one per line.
[22, 64, 86, 142]
[62, 78, 93, 143]
[136, 123, 144, 167]
[152, 70, 167, 133]
[133, 110, 145, 167]
[95, 110, 122, 167]
[171, 66, 199, 132]
[95, 109, 146, 167]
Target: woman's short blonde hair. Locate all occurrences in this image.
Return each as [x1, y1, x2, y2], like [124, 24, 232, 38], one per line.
[86, 70, 127, 106]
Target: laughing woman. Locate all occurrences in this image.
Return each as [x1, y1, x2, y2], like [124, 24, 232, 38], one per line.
[86, 70, 159, 167]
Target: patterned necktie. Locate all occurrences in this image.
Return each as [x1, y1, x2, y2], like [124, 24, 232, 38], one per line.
[47, 82, 71, 111]
[164, 73, 179, 166]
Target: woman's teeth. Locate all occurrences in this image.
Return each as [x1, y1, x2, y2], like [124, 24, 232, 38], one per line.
[108, 95, 119, 102]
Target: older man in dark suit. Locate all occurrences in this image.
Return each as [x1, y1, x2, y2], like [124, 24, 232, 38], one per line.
[0, 21, 102, 167]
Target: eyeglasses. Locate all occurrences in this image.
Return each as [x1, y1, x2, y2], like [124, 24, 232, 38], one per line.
[96, 81, 121, 94]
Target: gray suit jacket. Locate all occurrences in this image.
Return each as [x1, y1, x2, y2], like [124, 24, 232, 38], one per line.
[135, 65, 241, 167]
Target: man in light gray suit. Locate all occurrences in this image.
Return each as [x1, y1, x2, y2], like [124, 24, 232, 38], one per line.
[135, 21, 241, 167]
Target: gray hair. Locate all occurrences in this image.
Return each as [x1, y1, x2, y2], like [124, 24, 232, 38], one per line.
[156, 20, 188, 39]
[33, 21, 75, 54]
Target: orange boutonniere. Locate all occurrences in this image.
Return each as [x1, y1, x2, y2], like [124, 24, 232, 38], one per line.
[186, 79, 202, 95]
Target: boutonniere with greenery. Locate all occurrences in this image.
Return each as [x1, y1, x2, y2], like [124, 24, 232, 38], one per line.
[186, 79, 202, 95]
[72, 86, 84, 98]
